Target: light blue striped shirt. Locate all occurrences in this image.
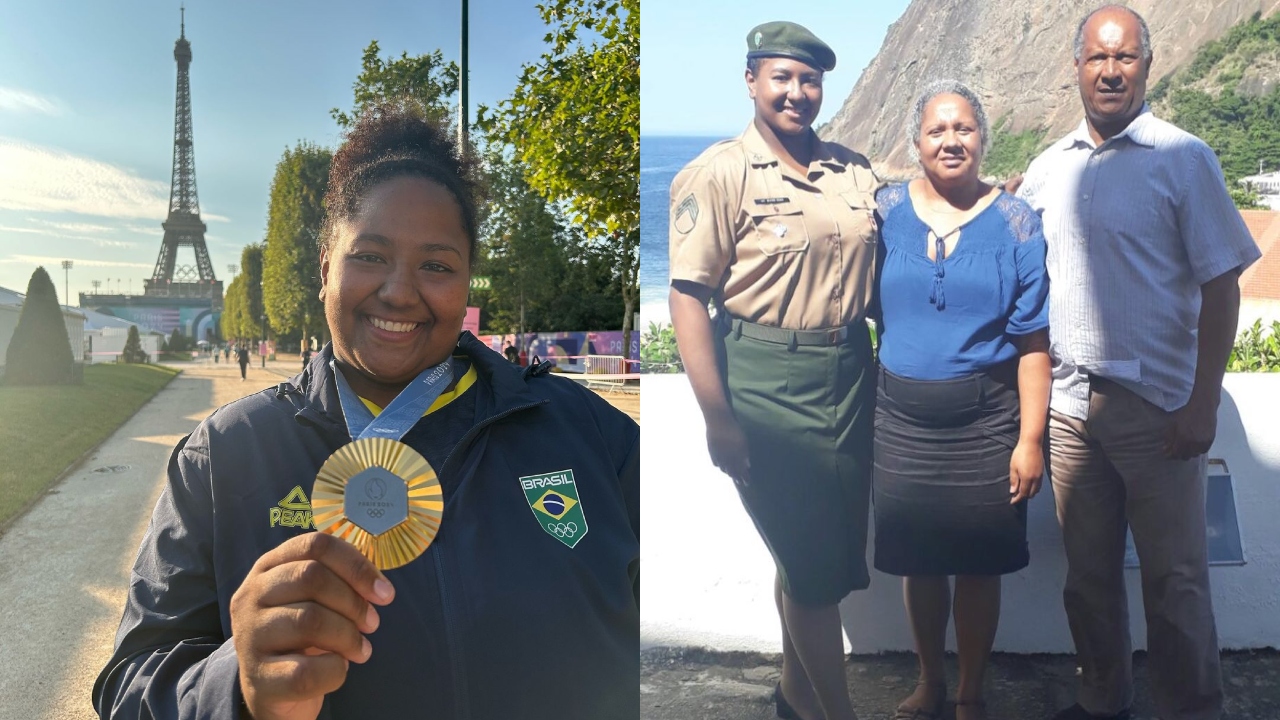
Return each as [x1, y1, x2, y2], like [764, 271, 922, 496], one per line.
[1017, 107, 1261, 420]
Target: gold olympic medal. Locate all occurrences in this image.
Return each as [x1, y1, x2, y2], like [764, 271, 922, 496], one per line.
[311, 437, 443, 571]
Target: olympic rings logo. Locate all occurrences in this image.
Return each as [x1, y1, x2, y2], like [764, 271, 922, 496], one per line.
[546, 521, 578, 538]
[367, 509, 385, 518]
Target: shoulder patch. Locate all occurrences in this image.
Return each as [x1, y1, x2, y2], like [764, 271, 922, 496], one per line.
[520, 469, 588, 548]
[673, 194, 699, 234]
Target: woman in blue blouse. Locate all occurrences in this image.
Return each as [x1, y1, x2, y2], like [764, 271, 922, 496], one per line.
[873, 80, 1051, 720]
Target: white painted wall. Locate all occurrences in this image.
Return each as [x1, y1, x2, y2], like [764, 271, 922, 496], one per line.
[641, 374, 1280, 653]
[0, 305, 18, 368]
[86, 327, 162, 364]
[0, 305, 84, 369]
[1239, 300, 1280, 336]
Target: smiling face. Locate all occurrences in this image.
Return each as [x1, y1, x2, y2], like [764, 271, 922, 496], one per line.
[1076, 9, 1150, 140]
[320, 175, 471, 403]
[916, 93, 983, 188]
[746, 57, 823, 136]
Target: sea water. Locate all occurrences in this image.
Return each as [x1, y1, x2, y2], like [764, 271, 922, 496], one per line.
[639, 135, 727, 327]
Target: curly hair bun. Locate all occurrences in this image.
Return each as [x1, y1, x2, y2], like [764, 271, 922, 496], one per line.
[321, 98, 481, 261]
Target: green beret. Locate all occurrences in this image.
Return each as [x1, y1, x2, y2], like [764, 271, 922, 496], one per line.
[746, 21, 836, 72]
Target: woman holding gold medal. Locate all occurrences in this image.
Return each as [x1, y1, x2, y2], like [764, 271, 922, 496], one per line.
[93, 100, 640, 720]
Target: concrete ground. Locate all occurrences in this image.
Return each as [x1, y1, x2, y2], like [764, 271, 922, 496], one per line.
[0, 355, 636, 720]
[641, 646, 1280, 720]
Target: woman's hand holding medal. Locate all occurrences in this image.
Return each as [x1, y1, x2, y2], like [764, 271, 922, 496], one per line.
[230, 532, 396, 720]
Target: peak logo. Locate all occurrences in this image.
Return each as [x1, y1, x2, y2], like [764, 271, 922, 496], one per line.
[270, 485, 314, 529]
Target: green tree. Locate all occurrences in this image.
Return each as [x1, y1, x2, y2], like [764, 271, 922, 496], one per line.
[235, 244, 266, 341]
[4, 267, 76, 385]
[1154, 11, 1280, 209]
[221, 272, 246, 341]
[477, 0, 639, 350]
[263, 143, 330, 342]
[121, 325, 149, 363]
[982, 116, 1049, 179]
[331, 41, 459, 129]
[167, 327, 188, 353]
[476, 152, 573, 335]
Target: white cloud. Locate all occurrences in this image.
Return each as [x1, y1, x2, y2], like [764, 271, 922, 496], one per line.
[0, 138, 169, 219]
[0, 254, 150, 269]
[0, 223, 136, 247]
[0, 87, 61, 115]
[28, 219, 118, 234]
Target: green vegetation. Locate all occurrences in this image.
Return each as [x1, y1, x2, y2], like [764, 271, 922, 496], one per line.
[166, 327, 194, 353]
[262, 143, 330, 343]
[0, 363, 179, 526]
[221, 244, 265, 343]
[330, 40, 458, 131]
[4, 267, 77, 386]
[1228, 319, 1280, 372]
[217, 11, 639, 348]
[474, 153, 624, 335]
[1157, 11, 1280, 194]
[640, 322, 682, 373]
[981, 116, 1049, 179]
[121, 325, 149, 363]
[478, 0, 639, 347]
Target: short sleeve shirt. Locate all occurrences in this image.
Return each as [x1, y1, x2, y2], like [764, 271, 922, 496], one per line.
[668, 122, 880, 330]
[876, 185, 1049, 380]
[1018, 108, 1262, 419]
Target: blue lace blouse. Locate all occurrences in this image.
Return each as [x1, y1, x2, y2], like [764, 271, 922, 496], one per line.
[875, 183, 1049, 380]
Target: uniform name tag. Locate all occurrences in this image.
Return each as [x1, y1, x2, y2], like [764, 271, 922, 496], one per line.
[754, 197, 790, 205]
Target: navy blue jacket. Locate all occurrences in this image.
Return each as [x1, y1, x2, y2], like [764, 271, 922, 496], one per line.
[93, 334, 639, 719]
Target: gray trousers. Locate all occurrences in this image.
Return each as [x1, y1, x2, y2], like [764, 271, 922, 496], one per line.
[1048, 377, 1222, 720]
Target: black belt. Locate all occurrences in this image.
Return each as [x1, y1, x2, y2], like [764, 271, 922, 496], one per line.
[727, 317, 857, 347]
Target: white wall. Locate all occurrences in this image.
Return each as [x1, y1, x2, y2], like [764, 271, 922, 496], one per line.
[0, 305, 18, 368]
[641, 374, 1280, 653]
[85, 328, 162, 364]
[1239, 300, 1280, 337]
[63, 310, 84, 363]
[0, 305, 83, 369]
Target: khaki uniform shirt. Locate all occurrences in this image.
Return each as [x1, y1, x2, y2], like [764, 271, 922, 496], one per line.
[668, 122, 880, 330]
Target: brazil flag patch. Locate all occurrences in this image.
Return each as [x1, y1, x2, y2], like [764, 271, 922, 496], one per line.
[520, 469, 588, 548]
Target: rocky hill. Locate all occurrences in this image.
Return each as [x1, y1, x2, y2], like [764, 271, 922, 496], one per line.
[821, 0, 1280, 174]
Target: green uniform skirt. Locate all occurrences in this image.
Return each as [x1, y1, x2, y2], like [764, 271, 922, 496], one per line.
[718, 318, 876, 605]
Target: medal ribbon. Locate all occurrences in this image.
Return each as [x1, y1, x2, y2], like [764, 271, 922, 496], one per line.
[331, 358, 455, 442]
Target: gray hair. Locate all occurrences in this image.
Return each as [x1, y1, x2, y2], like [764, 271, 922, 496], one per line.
[905, 79, 990, 164]
[1073, 4, 1152, 61]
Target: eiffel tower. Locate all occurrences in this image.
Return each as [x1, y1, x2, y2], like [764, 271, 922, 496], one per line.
[143, 7, 220, 307]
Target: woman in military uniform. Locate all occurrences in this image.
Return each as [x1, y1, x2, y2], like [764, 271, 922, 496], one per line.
[669, 21, 879, 720]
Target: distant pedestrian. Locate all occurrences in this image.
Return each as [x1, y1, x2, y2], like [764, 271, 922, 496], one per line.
[504, 343, 519, 363]
[302, 346, 313, 371]
[236, 344, 249, 381]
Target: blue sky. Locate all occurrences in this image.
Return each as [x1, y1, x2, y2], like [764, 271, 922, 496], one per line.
[0, 0, 557, 303]
[641, 0, 911, 137]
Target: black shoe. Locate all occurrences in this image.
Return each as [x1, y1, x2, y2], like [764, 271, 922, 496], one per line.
[774, 683, 825, 720]
[1050, 703, 1132, 720]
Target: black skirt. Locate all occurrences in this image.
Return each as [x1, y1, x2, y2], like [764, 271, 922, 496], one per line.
[872, 362, 1029, 577]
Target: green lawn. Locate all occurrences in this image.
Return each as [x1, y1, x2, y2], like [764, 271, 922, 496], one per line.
[0, 363, 180, 527]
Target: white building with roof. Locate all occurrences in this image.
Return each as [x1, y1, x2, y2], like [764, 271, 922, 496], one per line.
[0, 285, 86, 372]
[1238, 170, 1280, 211]
[81, 307, 162, 364]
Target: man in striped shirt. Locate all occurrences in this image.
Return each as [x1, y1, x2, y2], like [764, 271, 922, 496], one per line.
[1017, 6, 1261, 720]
